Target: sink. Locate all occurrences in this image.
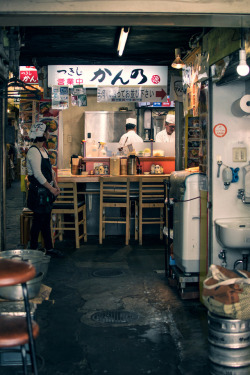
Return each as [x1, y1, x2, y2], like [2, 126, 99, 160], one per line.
[215, 217, 250, 249]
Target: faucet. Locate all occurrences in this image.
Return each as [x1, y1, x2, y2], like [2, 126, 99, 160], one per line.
[218, 249, 227, 267]
[234, 254, 249, 271]
[234, 259, 243, 269]
[237, 189, 245, 202]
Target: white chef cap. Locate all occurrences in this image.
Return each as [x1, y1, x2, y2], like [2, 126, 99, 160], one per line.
[29, 121, 47, 140]
[126, 118, 137, 126]
[166, 113, 175, 124]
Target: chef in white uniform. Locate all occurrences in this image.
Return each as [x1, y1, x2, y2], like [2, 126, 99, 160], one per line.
[155, 113, 175, 143]
[119, 118, 143, 149]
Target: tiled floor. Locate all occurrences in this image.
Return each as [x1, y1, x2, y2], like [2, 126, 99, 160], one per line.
[3, 181, 210, 375]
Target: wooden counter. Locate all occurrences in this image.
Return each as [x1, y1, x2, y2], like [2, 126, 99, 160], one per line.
[58, 174, 170, 183]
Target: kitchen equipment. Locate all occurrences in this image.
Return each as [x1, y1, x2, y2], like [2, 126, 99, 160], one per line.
[40, 255, 51, 277]
[110, 155, 120, 176]
[170, 170, 207, 273]
[84, 111, 136, 143]
[0, 249, 51, 276]
[127, 155, 140, 175]
[0, 272, 44, 300]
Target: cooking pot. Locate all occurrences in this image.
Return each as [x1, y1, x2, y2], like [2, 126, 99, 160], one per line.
[0, 272, 44, 300]
[127, 155, 140, 175]
[0, 249, 50, 276]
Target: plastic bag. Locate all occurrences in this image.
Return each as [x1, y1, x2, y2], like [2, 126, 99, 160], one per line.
[202, 264, 250, 320]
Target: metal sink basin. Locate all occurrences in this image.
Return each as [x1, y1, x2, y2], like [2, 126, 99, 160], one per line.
[215, 218, 250, 249]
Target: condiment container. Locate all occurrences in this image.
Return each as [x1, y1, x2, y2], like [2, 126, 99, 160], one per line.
[71, 155, 79, 175]
[127, 155, 140, 175]
[110, 156, 120, 176]
[90, 141, 98, 157]
[120, 158, 127, 175]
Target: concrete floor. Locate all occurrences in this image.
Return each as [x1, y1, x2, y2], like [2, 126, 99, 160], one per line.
[3, 181, 210, 375]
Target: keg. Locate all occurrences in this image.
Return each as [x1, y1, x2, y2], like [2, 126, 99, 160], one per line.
[208, 312, 250, 374]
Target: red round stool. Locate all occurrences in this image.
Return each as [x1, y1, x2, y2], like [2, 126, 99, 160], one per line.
[0, 258, 39, 375]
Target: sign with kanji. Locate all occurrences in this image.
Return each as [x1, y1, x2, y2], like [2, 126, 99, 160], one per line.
[97, 86, 168, 103]
[48, 65, 168, 88]
[19, 66, 38, 84]
[213, 123, 227, 137]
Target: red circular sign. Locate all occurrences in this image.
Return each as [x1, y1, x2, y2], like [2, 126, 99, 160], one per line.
[213, 123, 227, 137]
[151, 75, 160, 84]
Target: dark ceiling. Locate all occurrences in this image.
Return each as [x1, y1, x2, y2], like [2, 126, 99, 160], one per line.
[19, 26, 205, 70]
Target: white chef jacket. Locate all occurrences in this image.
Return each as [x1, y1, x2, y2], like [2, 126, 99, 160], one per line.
[155, 130, 175, 143]
[119, 130, 143, 147]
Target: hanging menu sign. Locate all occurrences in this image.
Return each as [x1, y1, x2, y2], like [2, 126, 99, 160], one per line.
[48, 65, 168, 88]
[97, 86, 168, 103]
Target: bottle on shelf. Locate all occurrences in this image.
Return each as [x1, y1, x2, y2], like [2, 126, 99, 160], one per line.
[90, 140, 98, 157]
[98, 142, 107, 157]
[110, 153, 120, 176]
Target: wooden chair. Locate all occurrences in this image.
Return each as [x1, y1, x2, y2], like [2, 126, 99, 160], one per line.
[99, 177, 130, 245]
[51, 182, 87, 248]
[0, 259, 39, 375]
[138, 177, 167, 245]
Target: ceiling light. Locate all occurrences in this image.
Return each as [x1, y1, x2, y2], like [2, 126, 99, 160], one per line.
[236, 28, 249, 77]
[237, 49, 250, 77]
[117, 27, 130, 57]
[171, 48, 185, 69]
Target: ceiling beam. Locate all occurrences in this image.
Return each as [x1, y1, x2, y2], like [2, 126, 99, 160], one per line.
[0, 14, 250, 28]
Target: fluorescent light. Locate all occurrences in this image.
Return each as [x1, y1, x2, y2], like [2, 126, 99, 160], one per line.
[117, 27, 130, 57]
[237, 49, 250, 77]
[171, 48, 185, 69]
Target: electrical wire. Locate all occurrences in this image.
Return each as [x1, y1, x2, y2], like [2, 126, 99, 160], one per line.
[173, 196, 200, 203]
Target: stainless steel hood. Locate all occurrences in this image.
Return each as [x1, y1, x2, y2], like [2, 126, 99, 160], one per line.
[84, 111, 136, 143]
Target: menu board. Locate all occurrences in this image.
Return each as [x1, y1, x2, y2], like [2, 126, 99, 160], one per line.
[18, 99, 60, 192]
[187, 116, 200, 168]
[39, 101, 60, 167]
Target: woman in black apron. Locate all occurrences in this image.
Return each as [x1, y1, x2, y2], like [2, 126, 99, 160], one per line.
[26, 122, 63, 258]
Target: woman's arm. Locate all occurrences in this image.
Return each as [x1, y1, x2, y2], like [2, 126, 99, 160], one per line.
[52, 169, 60, 192]
[27, 148, 46, 185]
[43, 180, 59, 197]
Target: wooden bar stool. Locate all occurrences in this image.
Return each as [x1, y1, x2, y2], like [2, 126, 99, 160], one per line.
[20, 209, 45, 249]
[138, 177, 167, 245]
[0, 258, 39, 375]
[51, 182, 87, 248]
[99, 177, 130, 245]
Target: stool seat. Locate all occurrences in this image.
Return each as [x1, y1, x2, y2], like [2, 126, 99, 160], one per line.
[20, 210, 45, 249]
[138, 177, 167, 245]
[0, 259, 36, 287]
[99, 177, 130, 245]
[51, 182, 87, 248]
[0, 316, 39, 347]
[0, 258, 39, 375]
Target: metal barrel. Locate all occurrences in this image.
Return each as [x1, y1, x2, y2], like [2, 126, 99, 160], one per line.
[208, 312, 250, 374]
[210, 362, 250, 375]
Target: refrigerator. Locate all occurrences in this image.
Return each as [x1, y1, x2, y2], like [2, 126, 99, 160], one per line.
[170, 170, 207, 274]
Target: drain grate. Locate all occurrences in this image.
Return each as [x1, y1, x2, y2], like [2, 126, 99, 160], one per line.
[91, 310, 139, 324]
[91, 268, 125, 278]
